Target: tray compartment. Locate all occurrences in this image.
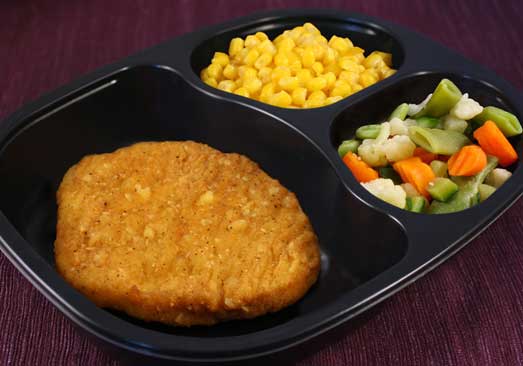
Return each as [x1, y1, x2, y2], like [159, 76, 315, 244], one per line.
[0, 64, 407, 337]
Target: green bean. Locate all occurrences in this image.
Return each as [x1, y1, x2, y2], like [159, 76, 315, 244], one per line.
[430, 160, 448, 178]
[408, 126, 470, 155]
[479, 184, 496, 202]
[429, 155, 498, 214]
[378, 166, 402, 184]
[413, 79, 462, 118]
[416, 116, 440, 128]
[338, 139, 361, 157]
[356, 124, 381, 140]
[473, 106, 522, 137]
[427, 178, 458, 202]
[405, 196, 426, 213]
[389, 103, 409, 121]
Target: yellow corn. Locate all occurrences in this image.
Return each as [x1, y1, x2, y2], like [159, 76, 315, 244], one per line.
[229, 38, 244, 57]
[201, 22, 396, 108]
[244, 35, 260, 48]
[291, 87, 307, 106]
[254, 52, 273, 70]
[222, 64, 238, 80]
[217, 80, 236, 92]
[306, 77, 327, 92]
[311, 61, 324, 76]
[234, 87, 250, 97]
[269, 91, 292, 107]
[258, 67, 273, 84]
[278, 76, 299, 91]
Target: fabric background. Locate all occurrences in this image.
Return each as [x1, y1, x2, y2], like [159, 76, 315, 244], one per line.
[1, 1, 522, 365]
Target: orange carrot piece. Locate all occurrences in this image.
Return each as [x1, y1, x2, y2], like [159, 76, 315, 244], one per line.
[393, 157, 435, 198]
[413, 147, 438, 164]
[342, 152, 379, 183]
[447, 145, 487, 176]
[473, 120, 518, 167]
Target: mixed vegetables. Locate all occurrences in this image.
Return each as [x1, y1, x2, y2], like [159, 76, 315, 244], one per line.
[338, 79, 521, 214]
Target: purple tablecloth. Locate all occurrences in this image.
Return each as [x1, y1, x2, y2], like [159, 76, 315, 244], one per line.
[1, 1, 522, 365]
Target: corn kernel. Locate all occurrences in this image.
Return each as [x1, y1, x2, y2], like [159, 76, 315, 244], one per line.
[234, 87, 250, 98]
[238, 66, 257, 80]
[200, 67, 209, 79]
[289, 59, 302, 75]
[259, 83, 275, 102]
[258, 67, 273, 84]
[324, 62, 342, 76]
[278, 76, 299, 91]
[243, 77, 262, 94]
[301, 47, 315, 67]
[323, 72, 336, 89]
[229, 38, 244, 57]
[271, 66, 291, 83]
[217, 80, 235, 92]
[303, 22, 320, 35]
[309, 90, 326, 102]
[206, 63, 222, 80]
[243, 49, 260, 66]
[278, 37, 295, 53]
[291, 87, 307, 106]
[345, 46, 365, 59]
[352, 83, 363, 93]
[303, 98, 324, 108]
[325, 96, 343, 105]
[254, 52, 273, 70]
[203, 77, 218, 88]
[289, 26, 304, 41]
[330, 82, 352, 98]
[274, 52, 289, 66]
[306, 77, 327, 92]
[257, 39, 277, 55]
[311, 61, 324, 76]
[329, 35, 350, 54]
[223, 64, 238, 79]
[315, 35, 328, 45]
[273, 34, 285, 45]
[297, 34, 316, 47]
[323, 47, 338, 65]
[296, 69, 313, 85]
[311, 44, 325, 60]
[245, 35, 260, 48]
[338, 57, 363, 72]
[269, 90, 292, 107]
[369, 50, 392, 66]
[382, 68, 396, 78]
[255, 32, 269, 41]
[363, 53, 386, 69]
[234, 48, 249, 63]
[211, 52, 229, 67]
[338, 70, 359, 84]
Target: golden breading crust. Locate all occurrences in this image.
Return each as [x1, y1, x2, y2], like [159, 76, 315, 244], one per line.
[55, 141, 320, 326]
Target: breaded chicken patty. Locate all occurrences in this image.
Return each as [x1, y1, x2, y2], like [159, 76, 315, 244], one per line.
[55, 141, 320, 326]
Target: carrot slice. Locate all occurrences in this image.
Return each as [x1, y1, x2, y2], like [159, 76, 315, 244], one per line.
[448, 145, 487, 176]
[413, 147, 438, 164]
[393, 157, 436, 198]
[342, 152, 379, 183]
[473, 120, 518, 167]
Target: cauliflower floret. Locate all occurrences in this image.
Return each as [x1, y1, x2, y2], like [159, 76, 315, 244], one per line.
[381, 135, 416, 162]
[408, 93, 432, 116]
[358, 139, 387, 167]
[443, 114, 468, 133]
[401, 183, 420, 197]
[362, 178, 406, 208]
[357, 122, 391, 167]
[485, 168, 512, 188]
[389, 117, 417, 136]
[450, 93, 483, 120]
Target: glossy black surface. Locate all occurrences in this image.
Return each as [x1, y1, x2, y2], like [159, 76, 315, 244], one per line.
[0, 8, 522, 363]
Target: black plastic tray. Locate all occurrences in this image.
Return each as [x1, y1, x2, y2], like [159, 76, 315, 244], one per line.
[0, 8, 522, 364]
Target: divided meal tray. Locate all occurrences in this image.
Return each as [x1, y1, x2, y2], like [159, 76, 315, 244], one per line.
[0, 8, 522, 364]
